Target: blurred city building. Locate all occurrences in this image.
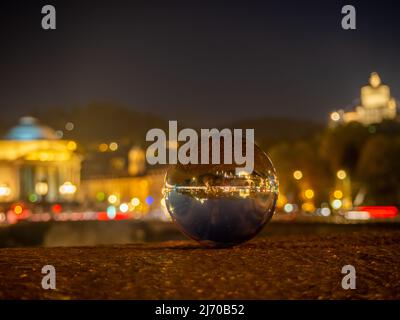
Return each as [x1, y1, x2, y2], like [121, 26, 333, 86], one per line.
[0, 117, 81, 204]
[80, 168, 166, 219]
[330, 72, 397, 126]
[80, 140, 166, 219]
[0, 117, 167, 221]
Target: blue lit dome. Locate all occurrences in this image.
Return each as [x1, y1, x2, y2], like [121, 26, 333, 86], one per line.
[4, 117, 59, 140]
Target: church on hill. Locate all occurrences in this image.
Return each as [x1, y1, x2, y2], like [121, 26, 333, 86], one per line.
[330, 72, 397, 126]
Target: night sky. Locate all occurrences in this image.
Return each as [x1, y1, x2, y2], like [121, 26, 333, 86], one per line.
[1, 0, 400, 126]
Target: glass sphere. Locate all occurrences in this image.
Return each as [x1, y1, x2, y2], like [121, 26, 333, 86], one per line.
[163, 142, 279, 247]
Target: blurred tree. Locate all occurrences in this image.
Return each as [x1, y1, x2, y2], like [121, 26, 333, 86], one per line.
[268, 137, 330, 205]
[357, 135, 400, 205]
[320, 122, 370, 176]
[320, 120, 400, 205]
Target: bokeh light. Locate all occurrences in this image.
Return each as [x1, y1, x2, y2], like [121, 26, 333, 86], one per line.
[304, 189, 314, 199]
[293, 170, 303, 180]
[336, 170, 347, 180]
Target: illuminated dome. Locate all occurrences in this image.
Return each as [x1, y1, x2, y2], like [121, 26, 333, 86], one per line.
[4, 117, 59, 140]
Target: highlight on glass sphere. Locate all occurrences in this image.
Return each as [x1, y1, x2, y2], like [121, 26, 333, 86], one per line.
[163, 138, 279, 247]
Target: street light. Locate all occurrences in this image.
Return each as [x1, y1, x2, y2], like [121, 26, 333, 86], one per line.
[304, 189, 314, 199]
[336, 170, 347, 180]
[109, 142, 118, 151]
[67, 140, 77, 151]
[131, 197, 140, 207]
[293, 170, 303, 180]
[59, 182, 77, 195]
[330, 112, 340, 121]
[35, 182, 49, 196]
[332, 199, 343, 210]
[333, 190, 343, 199]
[0, 184, 11, 197]
[108, 194, 118, 204]
[119, 203, 129, 213]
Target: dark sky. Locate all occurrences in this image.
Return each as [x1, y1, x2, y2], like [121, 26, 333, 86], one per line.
[1, 0, 400, 126]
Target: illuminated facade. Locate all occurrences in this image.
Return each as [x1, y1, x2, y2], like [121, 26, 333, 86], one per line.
[0, 117, 81, 204]
[79, 135, 167, 218]
[330, 72, 397, 126]
[80, 168, 166, 218]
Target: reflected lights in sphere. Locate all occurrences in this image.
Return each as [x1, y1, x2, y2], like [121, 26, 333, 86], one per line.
[164, 141, 278, 247]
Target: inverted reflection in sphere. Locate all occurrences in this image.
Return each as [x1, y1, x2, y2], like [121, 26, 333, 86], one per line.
[164, 142, 279, 247]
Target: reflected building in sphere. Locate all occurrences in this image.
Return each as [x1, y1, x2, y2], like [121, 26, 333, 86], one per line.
[0, 117, 81, 204]
[330, 72, 397, 126]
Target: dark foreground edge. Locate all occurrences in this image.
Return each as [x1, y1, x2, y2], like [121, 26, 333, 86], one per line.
[1, 300, 399, 319]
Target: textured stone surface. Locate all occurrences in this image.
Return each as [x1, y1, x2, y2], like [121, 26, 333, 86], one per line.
[0, 230, 399, 299]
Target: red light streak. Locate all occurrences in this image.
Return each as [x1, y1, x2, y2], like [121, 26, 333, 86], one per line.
[358, 206, 398, 219]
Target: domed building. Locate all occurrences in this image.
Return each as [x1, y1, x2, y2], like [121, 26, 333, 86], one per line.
[0, 117, 81, 205]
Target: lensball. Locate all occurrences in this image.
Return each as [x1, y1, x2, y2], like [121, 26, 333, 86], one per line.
[163, 142, 279, 247]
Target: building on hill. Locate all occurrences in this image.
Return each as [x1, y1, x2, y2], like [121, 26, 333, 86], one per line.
[330, 72, 397, 126]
